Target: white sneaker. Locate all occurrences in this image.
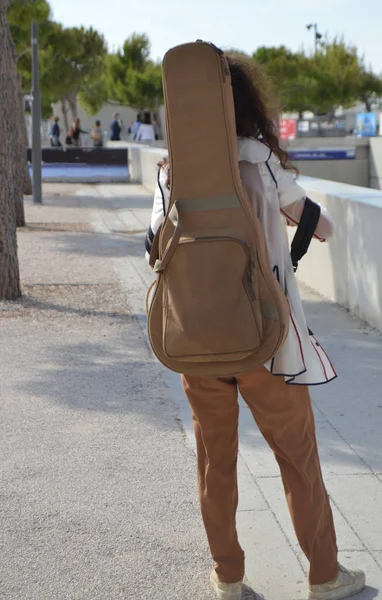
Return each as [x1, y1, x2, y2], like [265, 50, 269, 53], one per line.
[308, 564, 366, 600]
[210, 570, 243, 600]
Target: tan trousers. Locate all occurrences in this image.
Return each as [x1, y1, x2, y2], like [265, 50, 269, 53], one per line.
[181, 366, 338, 585]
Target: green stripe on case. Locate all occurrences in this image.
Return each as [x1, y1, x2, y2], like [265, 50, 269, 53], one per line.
[177, 195, 241, 212]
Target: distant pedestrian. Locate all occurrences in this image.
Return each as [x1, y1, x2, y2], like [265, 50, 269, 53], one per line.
[110, 112, 122, 141]
[50, 116, 61, 147]
[136, 112, 156, 142]
[132, 113, 142, 140]
[127, 121, 135, 140]
[91, 120, 103, 147]
[152, 118, 160, 140]
[66, 118, 87, 147]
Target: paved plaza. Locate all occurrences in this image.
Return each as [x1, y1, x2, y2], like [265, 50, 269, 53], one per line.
[0, 184, 381, 599]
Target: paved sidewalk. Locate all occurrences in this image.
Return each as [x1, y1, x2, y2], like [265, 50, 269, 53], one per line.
[0, 183, 381, 600]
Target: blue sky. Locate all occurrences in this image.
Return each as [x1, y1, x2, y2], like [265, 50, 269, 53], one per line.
[49, 0, 382, 72]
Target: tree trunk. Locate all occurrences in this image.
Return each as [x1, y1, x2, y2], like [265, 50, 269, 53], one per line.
[61, 97, 70, 132]
[14, 171, 26, 227]
[363, 95, 372, 113]
[0, 0, 21, 299]
[18, 73, 32, 198]
[67, 91, 78, 122]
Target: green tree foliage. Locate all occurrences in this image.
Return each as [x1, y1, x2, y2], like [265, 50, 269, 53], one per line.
[106, 33, 163, 110]
[8, 0, 50, 53]
[8, 0, 51, 105]
[7, 3, 108, 121]
[120, 33, 151, 71]
[253, 45, 316, 115]
[8, 8, 382, 127]
[7, 0, 50, 200]
[40, 23, 107, 120]
[253, 39, 382, 116]
[309, 38, 362, 115]
[77, 76, 109, 115]
[357, 68, 382, 112]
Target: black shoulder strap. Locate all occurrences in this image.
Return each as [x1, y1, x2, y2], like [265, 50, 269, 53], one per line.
[157, 168, 167, 216]
[290, 197, 321, 272]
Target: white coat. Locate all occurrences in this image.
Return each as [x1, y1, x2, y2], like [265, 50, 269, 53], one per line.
[146, 137, 337, 385]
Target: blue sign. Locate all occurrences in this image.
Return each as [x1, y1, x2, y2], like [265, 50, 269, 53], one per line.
[289, 148, 356, 161]
[356, 113, 377, 137]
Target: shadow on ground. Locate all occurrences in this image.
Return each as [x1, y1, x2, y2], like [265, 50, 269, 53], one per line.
[42, 192, 153, 212]
[53, 231, 146, 258]
[16, 331, 181, 432]
[242, 583, 265, 599]
[357, 587, 380, 599]
[15, 298, 382, 474]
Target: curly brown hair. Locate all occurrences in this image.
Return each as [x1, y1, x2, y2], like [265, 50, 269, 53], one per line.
[160, 51, 294, 185]
[227, 54, 292, 170]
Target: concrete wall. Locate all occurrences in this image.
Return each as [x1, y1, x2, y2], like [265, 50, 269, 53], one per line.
[132, 143, 382, 331]
[105, 142, 167, 185]
[52, 102, 137, 142]
[292, 176, 382, 330]
[110, 142, 167, 187]
[369, 137, 382, 190]
[50, 95, 382, 189]
[287, 137, 370, 188]
[26, 115, 51, 147]
[129, 135, 373, 189]
[51, 102, 167, 144]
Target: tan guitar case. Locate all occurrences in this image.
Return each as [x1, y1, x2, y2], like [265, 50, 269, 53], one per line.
[148, 41, 289, 377]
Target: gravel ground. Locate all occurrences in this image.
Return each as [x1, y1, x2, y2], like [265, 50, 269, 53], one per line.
[0, 213, 223, 600]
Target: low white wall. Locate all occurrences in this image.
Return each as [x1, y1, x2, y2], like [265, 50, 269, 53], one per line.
[109, 142, 168, 187]
[104, 142, 168, 185]
[287, 138, 370, 188]
[369, 138, 382, 190]
[130, 145, 382, 330]
[294, 177, 382, 330]
[139, 146, 168, 190]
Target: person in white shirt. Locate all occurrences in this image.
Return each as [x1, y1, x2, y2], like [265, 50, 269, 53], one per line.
[136, 111, 156, 142]
[145, 54, 365, 600]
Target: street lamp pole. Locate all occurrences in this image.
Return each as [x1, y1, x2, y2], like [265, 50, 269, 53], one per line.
[313, 23, 318, 55]
[31, 21, 42, 205]
[306, 23, 322, 55]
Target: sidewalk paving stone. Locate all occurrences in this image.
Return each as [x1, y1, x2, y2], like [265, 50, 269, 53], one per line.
[1, 184, 381, 599]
